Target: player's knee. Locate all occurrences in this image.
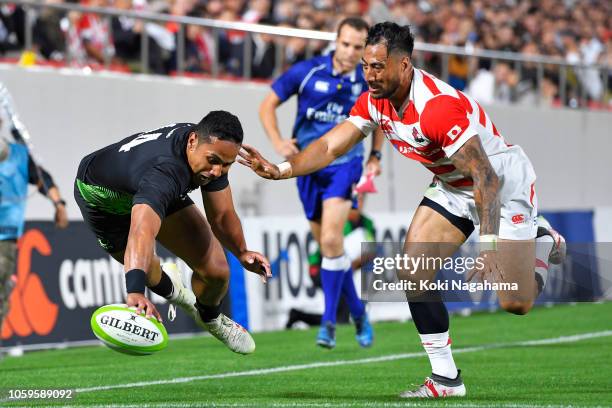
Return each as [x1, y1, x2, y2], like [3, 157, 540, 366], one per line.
[500, 299, 533, 315]
[193, 258, 229, 283]
[319, 232, 344, 257]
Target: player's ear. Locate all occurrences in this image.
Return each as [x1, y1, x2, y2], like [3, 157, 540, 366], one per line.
[187, 132, 199, 151]
[401, 56, 411, 72]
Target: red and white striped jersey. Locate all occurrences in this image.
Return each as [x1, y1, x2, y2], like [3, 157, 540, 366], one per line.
[348, 68, 511, 189]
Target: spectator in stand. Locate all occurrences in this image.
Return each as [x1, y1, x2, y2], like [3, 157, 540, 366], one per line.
[32, 0, 66, 62]
[111, 0, 170, 74]
[0, 3, 24, 55]
[243, 0, 271, 24]
[75, 0, 115, 65]
[183, 14, 216, 74]
[251, 17, 277, 79]
[111, 0, 144, 66]
[17, 0, 612, 107]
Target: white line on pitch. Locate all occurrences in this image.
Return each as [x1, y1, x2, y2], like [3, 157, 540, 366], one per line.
[74, 330, 612, 394]
[47, 402, 612, 408]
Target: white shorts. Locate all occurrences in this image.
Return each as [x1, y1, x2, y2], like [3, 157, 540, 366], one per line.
[424, 145, 538, 240]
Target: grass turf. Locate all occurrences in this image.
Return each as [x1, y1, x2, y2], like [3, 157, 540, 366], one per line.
[1, 302, 611, 407]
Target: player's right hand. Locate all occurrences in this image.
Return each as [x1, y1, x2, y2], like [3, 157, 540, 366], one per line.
[126, 292, 162, 322]
[273, 139, 298, 159]
[238, 144, 281, 180]
[54, 205, 69, 229]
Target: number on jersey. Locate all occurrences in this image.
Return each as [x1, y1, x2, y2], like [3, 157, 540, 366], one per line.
[118, 123, 179, 152]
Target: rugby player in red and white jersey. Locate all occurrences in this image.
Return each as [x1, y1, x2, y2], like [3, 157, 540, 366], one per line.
[240, 22, 566, 398]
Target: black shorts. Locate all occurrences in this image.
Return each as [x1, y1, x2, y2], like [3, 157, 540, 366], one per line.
[419, 196, 475, 238]
[74, 179, 194, 254]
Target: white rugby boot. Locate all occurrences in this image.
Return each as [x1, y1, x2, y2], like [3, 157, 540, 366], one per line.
[400, 372, 466, 398]
[163, 263, 255, 354]
[202, 313, 256, 355]
[163, 263, 197, 322]
[536, 216, 567, 265]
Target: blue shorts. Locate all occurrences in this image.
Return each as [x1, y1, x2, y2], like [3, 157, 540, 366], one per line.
[296, 156, 363, 221]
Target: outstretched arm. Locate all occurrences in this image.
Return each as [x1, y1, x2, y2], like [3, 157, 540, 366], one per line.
[203, 186, 271, 282]
[123, 203, 163, 321]
[239, 120, 365, 180]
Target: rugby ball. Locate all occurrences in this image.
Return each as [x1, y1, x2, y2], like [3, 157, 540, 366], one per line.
[90, 304, 168, 355]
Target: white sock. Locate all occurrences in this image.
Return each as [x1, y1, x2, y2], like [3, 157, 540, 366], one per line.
[535, 235, 554, 292]
[419, 331, 458, 379]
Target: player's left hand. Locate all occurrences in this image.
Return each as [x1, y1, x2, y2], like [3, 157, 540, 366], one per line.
[239, 250, 272, 283]
[238, 144, 281, 180]
[467, 250, 504, 283]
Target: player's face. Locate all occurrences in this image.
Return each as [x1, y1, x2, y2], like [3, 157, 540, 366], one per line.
[362, 43, 409, 99]
[333, 25, 367, 74]
[186, 133, 239, 186]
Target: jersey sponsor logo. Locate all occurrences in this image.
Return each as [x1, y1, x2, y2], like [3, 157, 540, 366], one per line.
[314, 80, 330, 93]
[412, 127, 426, 143]
[390, 140, 416, 156]
[447, 124, 463, 140]
[306, 102, 346, 124]
[380, 118, 394, 136]
[390, 139, 441, 157]
[1, 229, 58, 340]
[512, 214, 525, 224]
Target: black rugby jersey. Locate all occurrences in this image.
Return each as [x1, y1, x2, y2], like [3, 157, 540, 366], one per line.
[76, 123, 228, 219]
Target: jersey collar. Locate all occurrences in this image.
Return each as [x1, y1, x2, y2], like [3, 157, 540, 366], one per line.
[397, 67, 417, 119]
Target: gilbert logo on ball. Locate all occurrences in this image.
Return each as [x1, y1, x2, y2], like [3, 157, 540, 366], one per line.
[90, 304, 168, 355]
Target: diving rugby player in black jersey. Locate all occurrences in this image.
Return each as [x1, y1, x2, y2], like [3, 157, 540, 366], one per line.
[75, 111, 270, 354]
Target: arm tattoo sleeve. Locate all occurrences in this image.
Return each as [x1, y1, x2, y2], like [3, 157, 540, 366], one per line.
[450, 137, 500, 235]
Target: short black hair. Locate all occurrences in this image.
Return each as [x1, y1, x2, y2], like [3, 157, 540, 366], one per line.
[337, 17, 369, 36]
[365, 22, 415, 56]
[192, 110, 243, 144]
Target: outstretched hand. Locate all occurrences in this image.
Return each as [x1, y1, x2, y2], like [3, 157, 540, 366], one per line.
[239, 250, 272, 283]
[238, 144, 281, 180]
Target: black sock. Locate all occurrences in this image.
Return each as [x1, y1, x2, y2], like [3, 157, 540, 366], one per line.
[148, 270, 174, 299]
[408, 291, 449, 334]
[196, 299, 221, 322]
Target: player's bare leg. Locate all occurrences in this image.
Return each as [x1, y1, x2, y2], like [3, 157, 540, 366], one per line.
[399, 205, 467, 398]
[495, 239, 536, 314]
[157, 204, 255, 354]
[492, 219, 566, 315]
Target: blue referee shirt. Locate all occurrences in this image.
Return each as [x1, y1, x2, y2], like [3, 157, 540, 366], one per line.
[271, 53, 367, 165]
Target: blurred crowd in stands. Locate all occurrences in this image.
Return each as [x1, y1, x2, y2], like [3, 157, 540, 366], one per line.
[0, 0, 610, 108]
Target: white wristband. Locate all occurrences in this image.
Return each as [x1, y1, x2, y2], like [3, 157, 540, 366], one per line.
[480, 234, 498, 252]
[277, 161, 292, 178]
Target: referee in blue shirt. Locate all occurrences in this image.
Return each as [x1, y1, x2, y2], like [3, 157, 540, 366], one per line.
[259, 17, 382, 349]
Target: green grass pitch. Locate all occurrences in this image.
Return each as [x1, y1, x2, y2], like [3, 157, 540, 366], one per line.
[1, 302, 611, 407]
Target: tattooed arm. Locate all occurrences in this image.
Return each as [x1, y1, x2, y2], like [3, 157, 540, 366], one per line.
[449, 136, 500, 235]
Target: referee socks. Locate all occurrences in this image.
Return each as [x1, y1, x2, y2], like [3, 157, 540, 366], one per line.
[320, 254, 351, 325]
